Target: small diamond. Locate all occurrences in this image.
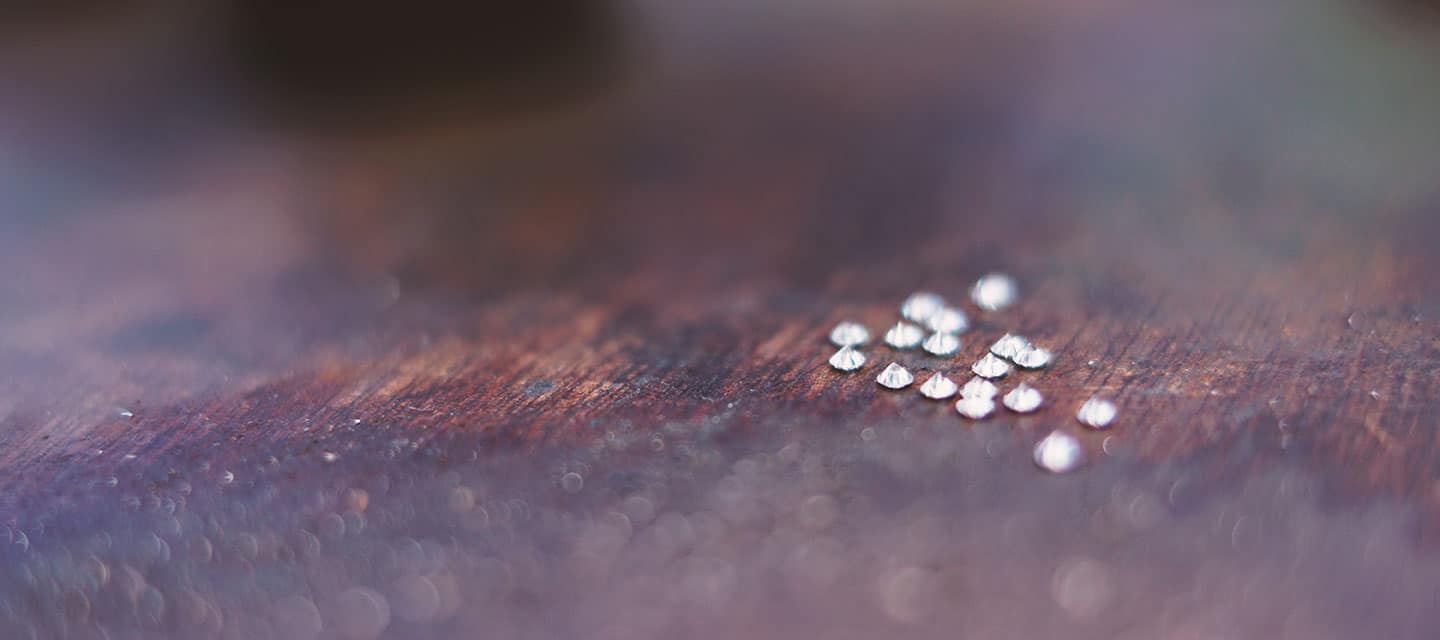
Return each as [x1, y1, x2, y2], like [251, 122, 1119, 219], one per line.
[971, 273, 1019, 311]
[900, 292, 945, 323]
[1013, 345, 1052, 369]
[990, 333, 1030, 360]
[955, 396, 996, 419]
[884, 322, 926, 349]
[971, 353, 1012, 379]
[829, 321, 870, 347]
[926, 307, 969, 334]
[1033, 431, 1084, 473]
[1002, 382, 1044, 413]
[922, 332, 960, 356]
[876, 363, 915, 389]
[829, 346, 866, 372]
[959, 377, 999, 399]
[1076, 397, 1117, 429]
[918, 373, 959, 400]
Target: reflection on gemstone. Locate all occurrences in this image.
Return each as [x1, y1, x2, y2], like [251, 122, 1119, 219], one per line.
[955, 396, 996, 420]
[971, 353, 1012, 379]
[829, 346, 866, 372]
[971, 273, 1019, 311]
[829, 321, 871, 347]
[1076, 397, 1118, 429]
[926, 307, 969, 334]
[918, 373, 958, 400]
[1034, 431, 1084, 473]
[901, 292, 945, 323]
[1003, 382, 1044, 413]
[884, 322, 926, 349]
[876, 363, 915, 389]
[922, 332, 960, 356]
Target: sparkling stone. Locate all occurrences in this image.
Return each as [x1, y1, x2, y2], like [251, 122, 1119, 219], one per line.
[1034, 431, 1084, 473]
[990, 333, 1031, 360]
[829, 321, 870, 347]
[1076, 397, 1118, 429]
[925, 307, 969, 334]
[1013, 345, 1052, 369]
[954, 396, 996, 420]
[876, 363, 915, 390]
[884, 322, 926, 349]
[900, 292, 945, 323]
[918, 373, 958, 400]
[959, 377, 999, 399]
[970, 273, 1019, 311]
[921, 332, 960, 356]
[829, 346, 866, 372]
[1002, 382, 1044, 413]
[971, 353, 1012, 379]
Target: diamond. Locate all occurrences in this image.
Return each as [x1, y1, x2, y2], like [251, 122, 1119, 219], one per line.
[989, 333, 1030, 360]
[884, 322, 925, 349]
[970, 273, 1019, 311]
[1076, 397, 1117, 429]
[918, 373, 958, 400]
[1012, 345, 1052, 369]
[829, 346, 866, 372]
[922, 332, 960, 356]
[971, 353, 1012, 379]
[876, 363, 915, 389]
[1002, 382, 1044, 413]
[829, 321, 870, 347]
[1033, 431, 1084, 473]
[900, 292, 945, 323]
[926, 307, 969, 334]
[959, 376, 999, 399]
[954, 396, 996, 420]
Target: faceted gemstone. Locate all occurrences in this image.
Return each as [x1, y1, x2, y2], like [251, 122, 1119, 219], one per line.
[1002, 382, 1044, 413]
[925, 307, 969, 334]
[989, 333, 1030, 360]
[921, 332, 960, 356]
[875, 363, 915, 389]
[970, 273, 1019, 311]
[900, 292, 945, 323]
[829, 321, 870, 347]
[959, 377, 999, 399]
[1012, 345, 1052, 369]
[828, 346, 866, 372]
[954, 396, 996, 420]
[971, 353, 1012, 379]
[1033, 431, 1084, 473]
[884, 322, 926, 349]
[1076, 397, 1117, 429]
[918, 373, 958, 400]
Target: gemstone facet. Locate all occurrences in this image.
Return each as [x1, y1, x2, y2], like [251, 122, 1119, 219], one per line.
[922, 332, 960, 356]
[918, 373, 958, 400]
[1076, 397, 1117, 429]
[900, 292, 945, 323]
[1034, 431, 1084, 473]
[971, 273, 1019, 311]
[1002, 382, 1044, 413]
[989, 333, 1030, 360]
[955, 396, 996, 420]
[884, 322, 926, 349]
[829, 321, 870, 347]
[926, 307, 969, 335]
[876, 363, 915, 389]
[829, 346, 866, 372]
[1013, 345, 1052, 369]
[960, 376, 999, 399]
[971, 353, 1012, 379]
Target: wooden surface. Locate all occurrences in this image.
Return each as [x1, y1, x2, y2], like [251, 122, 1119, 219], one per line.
[1, 1, 1439, 638]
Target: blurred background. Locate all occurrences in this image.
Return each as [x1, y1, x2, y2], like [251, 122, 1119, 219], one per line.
[1, 1, 1439, 638]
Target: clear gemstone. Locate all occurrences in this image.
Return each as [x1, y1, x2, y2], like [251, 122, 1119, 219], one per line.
[990, 333, 1030, 360]
[1002, 382, 1044, 413]
[829, 346, 866, 372]
[1076, 397, 1117, 429]
[971, 273, 1019, 311]
[876, 363, 915, 389]
[954, 396, 996, 420]
[921, 332, 960, 356]
[1034, 431, 1084, 473]
[900, 292, 945, 323]
[959, 377, 999, 399]
[971, 353, 1012, 379]
[829, 321, 870, 347]
[1013, 345, 1052, 369]
[926, 307, 969, 334]
[884, 322, 926, 349]
[918, 373, 958, 400]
